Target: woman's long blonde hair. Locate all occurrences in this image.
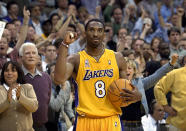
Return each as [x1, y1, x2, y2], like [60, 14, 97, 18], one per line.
[125, 57, 138, 79]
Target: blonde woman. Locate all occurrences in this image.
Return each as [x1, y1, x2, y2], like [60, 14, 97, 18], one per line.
[121, 54, 178, 131]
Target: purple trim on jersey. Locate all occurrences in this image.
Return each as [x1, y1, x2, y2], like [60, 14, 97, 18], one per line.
[120, 117, 124, 131]
[72, 79, 79, 107]
[73, 113, 78, 131]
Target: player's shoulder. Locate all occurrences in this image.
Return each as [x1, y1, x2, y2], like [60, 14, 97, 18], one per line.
[67, 53, 80, 65]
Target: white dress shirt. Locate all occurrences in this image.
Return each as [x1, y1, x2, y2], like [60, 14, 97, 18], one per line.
[141, 114, 166, 131]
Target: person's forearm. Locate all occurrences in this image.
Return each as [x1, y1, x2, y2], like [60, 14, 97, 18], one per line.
[56, 16, 72, 39]
[177, 15, 182, 32]
[55, 16, 64, 32]
[103, 5, 113, 22]
[143, 63, 174, 90]
[76, 22, 85, 36]
[15, 17, 29, 49]
[140, 29, 147, 40]
[54, 44, 68, 84]
[36, 39, 50, 49]
[158, 10, 165, 28]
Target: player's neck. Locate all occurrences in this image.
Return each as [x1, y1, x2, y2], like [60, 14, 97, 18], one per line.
[86, 44, 105, 57]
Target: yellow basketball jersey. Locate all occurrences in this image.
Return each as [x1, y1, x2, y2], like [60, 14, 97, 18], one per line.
[76, 49, 121, 117]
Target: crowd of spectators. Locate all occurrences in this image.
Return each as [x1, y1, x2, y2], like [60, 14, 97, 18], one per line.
[0, 0, 186, 131]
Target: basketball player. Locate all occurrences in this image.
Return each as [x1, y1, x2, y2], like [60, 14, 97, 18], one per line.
[54, 19, 142, 131]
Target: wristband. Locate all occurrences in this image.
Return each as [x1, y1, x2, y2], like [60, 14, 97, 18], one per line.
[61, 42, 69, 48]
[169, 62, 174, 67]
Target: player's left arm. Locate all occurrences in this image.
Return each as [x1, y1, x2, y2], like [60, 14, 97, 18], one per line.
[115, 52, 142, 102]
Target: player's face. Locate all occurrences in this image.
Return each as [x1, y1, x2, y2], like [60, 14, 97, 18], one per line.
[86, 21, 105, 48]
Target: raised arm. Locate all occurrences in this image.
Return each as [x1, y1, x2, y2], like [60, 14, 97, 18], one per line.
[143, 54, 178, 90]
[54, 32, 77, 85]
[176, 7, 184, 32]
[15, 7, 30, 50]
[36, 33, 56, 49]
[157, 2, 165, 28]
[56, 15, 72, 39]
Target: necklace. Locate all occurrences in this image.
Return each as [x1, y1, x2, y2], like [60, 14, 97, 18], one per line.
[86, 44, 105, 62]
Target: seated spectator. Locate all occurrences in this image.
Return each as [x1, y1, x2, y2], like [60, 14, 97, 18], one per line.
[0, 61, 38, 131]
[141, 100, 166, 131]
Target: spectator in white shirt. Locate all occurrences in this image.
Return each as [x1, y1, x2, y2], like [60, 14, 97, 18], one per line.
[141, 100, 166, 131]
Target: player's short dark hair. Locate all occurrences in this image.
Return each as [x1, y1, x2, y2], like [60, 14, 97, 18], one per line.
[85, 19, 105, 31]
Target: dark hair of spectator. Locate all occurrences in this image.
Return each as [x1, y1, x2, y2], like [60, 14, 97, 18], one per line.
[151, 37, 161, 47]
[6, 1, 18, 11]
[121, 49, 135, 57]
[149, 99, 157, 114]
[28, 2, 40, 13]
[69, 24, 77, 32]
[45, 43, 56, 50]
[11, 19, 21, 24]
[85, 19, 105, 31]
[167, 27, 181, 37]
[49, 13, 59, 22]
[46, 62, 56, 75]
[131, 38, 144, 49]
[54, 38, 63, 49]
[1, 61, 25, 84]
[111, 5, 122, 16]
[5, 21, 14, 28]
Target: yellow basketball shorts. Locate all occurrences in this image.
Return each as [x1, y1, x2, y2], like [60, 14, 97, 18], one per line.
[73, 115, 123, 131]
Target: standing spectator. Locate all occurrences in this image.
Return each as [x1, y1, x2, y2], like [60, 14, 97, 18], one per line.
[19, 42, 52, 131]
[2, 1, 22, 22]
[0, 7, 30, 70]
[29, 2, 43, 36]
[50, 0, 68, 19]
[168, 27, 186, 57]
[42, 44, 57, 72]
[46, 63, 75, 131]
[154, 66, 186, 130]
[0, 61, 38, 131]
[121, 54, 178, 131]
[37, 0, 48, 23]
[157, 42, 171, 65]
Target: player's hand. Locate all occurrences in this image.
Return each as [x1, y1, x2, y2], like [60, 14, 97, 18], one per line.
[63, 31, 77, 45]
[170, 54, 178, 66]
[120, 85, 142, 102]
[16, 85, 22, 99]
[163, 105, 177, 117]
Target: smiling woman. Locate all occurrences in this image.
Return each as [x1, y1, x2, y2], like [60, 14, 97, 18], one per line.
[0, 61, 38, 131]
